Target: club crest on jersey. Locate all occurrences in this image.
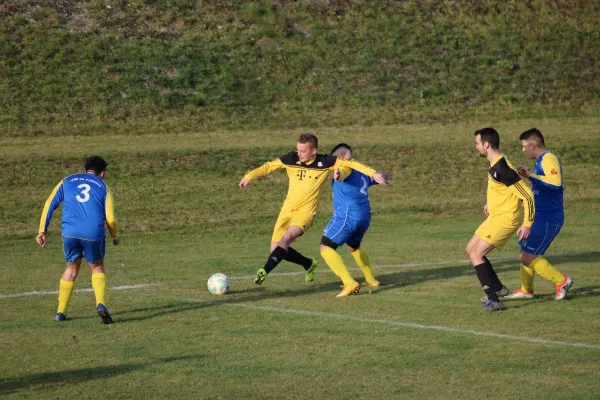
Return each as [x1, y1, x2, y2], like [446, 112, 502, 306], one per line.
[551, 168, 558, 175]
[317, 162, 323, 167]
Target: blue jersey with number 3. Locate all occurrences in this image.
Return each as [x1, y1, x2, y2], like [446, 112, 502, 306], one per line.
[40, 174, 111, 240]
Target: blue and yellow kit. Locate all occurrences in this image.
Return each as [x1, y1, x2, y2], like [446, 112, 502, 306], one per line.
[518, 151, 564, 255]
[39, 173, 119, 241]
[323, 168, 377, 246]
[244, 152, 377, 241]
[529, 151, 564, 225]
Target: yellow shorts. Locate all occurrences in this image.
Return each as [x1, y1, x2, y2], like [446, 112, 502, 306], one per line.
[271, 208, 316, 242]
[475, 216, 519, 248]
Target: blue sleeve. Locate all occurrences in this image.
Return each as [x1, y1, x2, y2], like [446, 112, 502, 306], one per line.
[529, 176, 561, 190]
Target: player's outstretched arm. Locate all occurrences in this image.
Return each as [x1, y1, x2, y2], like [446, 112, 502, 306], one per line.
[331, 157, 380, 183]
[241, 158, 285, 187]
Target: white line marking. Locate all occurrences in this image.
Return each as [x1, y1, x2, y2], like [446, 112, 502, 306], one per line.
[127, 292, 600, 351]
[1, 250, 597, 299]
[0, 283, 165, 299]
[227, 303, 600, 350]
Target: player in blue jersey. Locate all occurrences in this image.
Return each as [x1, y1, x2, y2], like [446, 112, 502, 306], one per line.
[36, 156, 120, 323]
[319, 143, 387, 297]
[503, 128, 572, 300]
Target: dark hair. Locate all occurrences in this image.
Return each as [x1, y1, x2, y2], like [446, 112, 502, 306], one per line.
[519, 128, 545, 146]
[330, 143, 352, 156]
[85, 156, 108, 175]
[475, 127, 500, 149]
[298, 133, 318, 149]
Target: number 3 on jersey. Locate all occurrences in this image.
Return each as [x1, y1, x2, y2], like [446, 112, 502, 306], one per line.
[76, 184, 91, 203]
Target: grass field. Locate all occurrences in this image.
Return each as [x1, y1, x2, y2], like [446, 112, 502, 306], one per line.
[1, 119, 600, 399]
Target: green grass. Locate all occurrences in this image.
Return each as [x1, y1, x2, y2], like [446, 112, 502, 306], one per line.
[1, 0, 599, 135]
[1, 120, 600, 399]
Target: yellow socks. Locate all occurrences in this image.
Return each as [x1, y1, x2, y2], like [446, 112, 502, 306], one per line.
[350, 248, 375, 284]
[321, 247, 355, 286]
[91, 273, 107, 306]
[57, 279, 75, 314]
[520, 263, 535, 293]
[530, 257, 564, 285]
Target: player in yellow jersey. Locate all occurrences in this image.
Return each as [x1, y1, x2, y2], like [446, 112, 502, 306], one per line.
[37, 156, 120, 323]
[239, 133, 388, 285]
[465, 128, 535, 312]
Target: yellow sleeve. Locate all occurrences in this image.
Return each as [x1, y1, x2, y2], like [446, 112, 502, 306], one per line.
[336, 167, 352, 181]
[333, 158, 376, 178]
[530, 153, 562, 188]
[508, 181, 535, 227]
[105, 186, 119, 240]
[39, 180, 64, 233]
[243, 158, 285, 181]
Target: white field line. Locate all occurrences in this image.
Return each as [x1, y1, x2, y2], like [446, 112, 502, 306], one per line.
[226, 303, 600, 350]
[1, 250, 597, 300]
[127, 291, 600, 351]
[0, 282, 167, 299]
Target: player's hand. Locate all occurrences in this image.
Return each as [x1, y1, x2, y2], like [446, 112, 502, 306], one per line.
[517, 165, 530, 178]
[483, 203, 489, 216]
[373, 172, 389, 185]
[517, 226, 531, 241]
[113, 237, 121, 246]
[333, 169, 341, 180]
[378, 170, 392, 182]
[239, 178, 251, 188]
[36, 232, 47, 248]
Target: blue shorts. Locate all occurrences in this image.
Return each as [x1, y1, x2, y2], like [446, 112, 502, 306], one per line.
[519, 220, 562, 256]
[62, 235, 105, 263]
[323, 211, 370, 247]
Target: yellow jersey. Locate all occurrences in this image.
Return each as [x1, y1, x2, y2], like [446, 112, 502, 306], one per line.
[487, 155, 535, 227]
[244, 152, 377, 215]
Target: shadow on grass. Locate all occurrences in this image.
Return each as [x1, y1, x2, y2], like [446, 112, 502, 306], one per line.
[0, 354, 204, 396]
[114, 251, 600, 322]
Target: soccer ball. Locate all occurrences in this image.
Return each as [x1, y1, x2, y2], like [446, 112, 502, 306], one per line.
[207, 273, 229, 295]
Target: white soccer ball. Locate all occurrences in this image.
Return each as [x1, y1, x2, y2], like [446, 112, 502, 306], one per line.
[207, 273, 229, 295]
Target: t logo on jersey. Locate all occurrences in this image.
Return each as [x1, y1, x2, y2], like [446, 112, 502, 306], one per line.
[297, 170, 306, 181]
[551, 168, 558, 175]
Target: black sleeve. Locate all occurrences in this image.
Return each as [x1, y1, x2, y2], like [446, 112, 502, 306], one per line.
[490, 158, 521, 186]
[322, 155, 339, 168]
[279, 152, 298, 165]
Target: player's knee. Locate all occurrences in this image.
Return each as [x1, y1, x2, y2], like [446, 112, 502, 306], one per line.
[520, 252, 535, 266]
[64, 268, 78, 280]
[346, 243, 360, 252]
[320, 236, 339, 251]
[464, 245, 471, 257]
[89, 262, 105, 274]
